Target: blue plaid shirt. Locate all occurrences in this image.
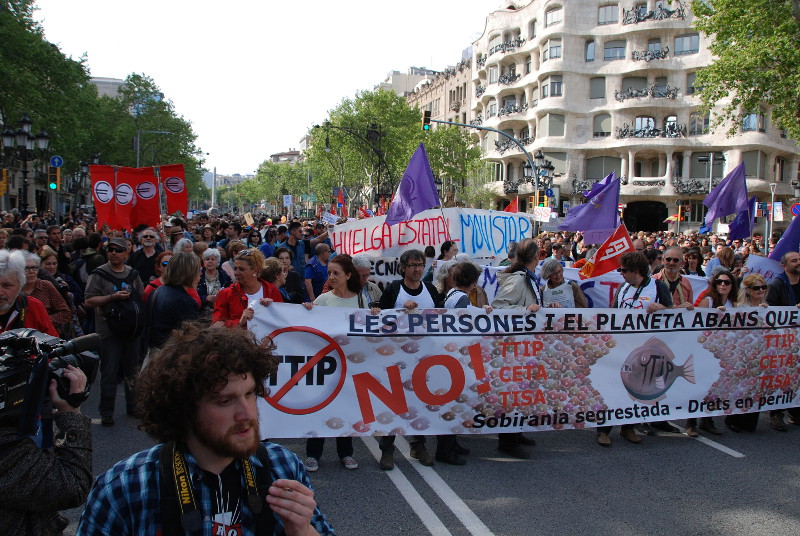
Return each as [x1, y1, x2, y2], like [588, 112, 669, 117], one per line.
[76, 442, 334, 535]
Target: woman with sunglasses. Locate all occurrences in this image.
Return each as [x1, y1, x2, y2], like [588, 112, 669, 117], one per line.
[686, 267, 740, 437]
[143, 251, 173, 302]
[245, 229, 263, 248]
[212, 249, 282, 328]
[720, 274, 769, 433]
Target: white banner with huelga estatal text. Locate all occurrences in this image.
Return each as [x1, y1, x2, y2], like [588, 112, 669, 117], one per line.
[250, 304, 800, 439]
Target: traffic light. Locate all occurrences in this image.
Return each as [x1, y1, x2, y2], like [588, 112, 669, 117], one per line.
[0, 169, 7, 193]
[535, 190, 548, 207]
[48, 166, 60, 190]
[422, 110, 431, 131]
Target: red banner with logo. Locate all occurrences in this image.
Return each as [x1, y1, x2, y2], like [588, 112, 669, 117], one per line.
[120, 166, 160, 228]
[159, 164, 187, 216]
[90, 165, 117, 229]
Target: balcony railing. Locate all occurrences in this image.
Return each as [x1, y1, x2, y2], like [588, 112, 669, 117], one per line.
[495, 139, 516, 154]
[476, 57, 487, 69]
[615, 83, 679, 101]
[475, 85, 486, 98]
[498, 73, 521, 85]
[519, 135, 534, 146]
[622, 1, 686, 24]
[498, 104, 528, 117]
[489, 38, 526, 56]
[470, 115, 483, 126]
[632, 46, 670, 62]
[616, 122, 687, 139]
[674, 177, 721, 195]
[631, 179, 666, 187]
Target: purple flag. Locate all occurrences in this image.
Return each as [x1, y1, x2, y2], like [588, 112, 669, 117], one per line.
[385, 143, 441, 227]
[728, 195, 757, 241]
[584, 172, 613, 199]
[702, 162, 749, 230]
[559, 172, 620, 231]
[769, 212, 800, 260]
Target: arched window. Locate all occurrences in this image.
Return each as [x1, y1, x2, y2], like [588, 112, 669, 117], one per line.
[598, 4, 618, 25]
[604, 40, 626, 61]
[545, 6, 563, 27]
[593, 114, 612, 137]
[585, 40, 595, 62]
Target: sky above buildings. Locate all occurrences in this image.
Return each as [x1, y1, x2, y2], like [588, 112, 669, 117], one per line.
[34, 0, 499, 176]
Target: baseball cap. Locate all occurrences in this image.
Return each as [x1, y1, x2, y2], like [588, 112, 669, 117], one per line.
[108, 237, 128, 249]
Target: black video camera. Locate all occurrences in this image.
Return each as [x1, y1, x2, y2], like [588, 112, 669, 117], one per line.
[0, 329, 100, 435]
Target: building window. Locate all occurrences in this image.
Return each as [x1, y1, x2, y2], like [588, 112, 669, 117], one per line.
[635, 3, 647, 17]
[543, 39, 562, 61]
[587, 156, 622, 178]
[531, 86, 539, 107]
[488, 100, 497, 118]
[488, 65, 499, 84]
[590, 77, 606, 99]
[686, 72, 701, 94]
[526, 55, 532, 74]
[689, 112, 709, 135]
[545, 6, 563, 27]
[604, 40, 626, 61]
[635, 116, 656, 131]
[675, 33, 700, 55]
[648, 39, 662, 52]
[585, 40, 595, 62]
[529, 19, 537, 38]
[622, 76, 647, 91]
[775, 157, 789, 182]
[544, 114, 565, 137]
[743, 111, 766, 132]
[742, 150, 767, 179]
[598, 4, 618, 25]
[593, 114, 612, 137]
[541, 75, 563, 98]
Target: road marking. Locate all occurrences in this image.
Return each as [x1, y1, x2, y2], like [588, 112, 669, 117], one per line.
[669, 422, 746, 458]
[396, 437, 495, 536]
[361, 437, 453, 536]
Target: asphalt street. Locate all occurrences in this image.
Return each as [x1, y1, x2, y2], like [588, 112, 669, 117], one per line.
[63, 387, 800, 536]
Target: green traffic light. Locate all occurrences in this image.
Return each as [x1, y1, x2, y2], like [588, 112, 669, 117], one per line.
[49, 182, 57, 190]
[423, 124, 430, 131]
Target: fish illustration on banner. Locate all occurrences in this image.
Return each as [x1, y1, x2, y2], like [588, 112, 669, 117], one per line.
[620, 337, 695, 402]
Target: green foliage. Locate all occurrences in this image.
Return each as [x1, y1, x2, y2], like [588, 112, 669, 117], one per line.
[691, 0, 800, 139]
[456, 162, 500, 209]
[303, 89, 482, 210]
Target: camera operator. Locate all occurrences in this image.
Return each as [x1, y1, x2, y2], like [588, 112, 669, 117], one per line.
[0, 365, 93, 535]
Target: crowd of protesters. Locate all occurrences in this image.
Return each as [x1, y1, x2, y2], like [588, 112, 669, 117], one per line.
[1, 204, 799, 534]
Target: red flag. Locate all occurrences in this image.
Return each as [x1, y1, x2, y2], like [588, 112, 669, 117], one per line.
[337, 189, 345, 217]
[159, 164, 187, 216]
[90, 165, 118, 229]
[579, 224, 633, 279]
[504, 197, 519, 213]
[359, 206, 371, 218]
[120, 167, 160, 229]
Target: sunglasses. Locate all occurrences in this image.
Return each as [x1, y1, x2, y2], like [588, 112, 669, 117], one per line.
[715, 279, 732, 286]
[617, 268, 631, 273]
[142, 235, 157, 239]
[107, 246, 126, 253]
[748, 285, 767, 291]
[664, 257, 681, 263]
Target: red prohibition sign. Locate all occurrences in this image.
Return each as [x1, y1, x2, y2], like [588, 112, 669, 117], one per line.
[265, 326, 347, 415]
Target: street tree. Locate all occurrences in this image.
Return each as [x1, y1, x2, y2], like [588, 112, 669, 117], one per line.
[691, 0, 800, 139]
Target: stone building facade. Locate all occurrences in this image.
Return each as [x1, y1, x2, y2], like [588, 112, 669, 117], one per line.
[468, 0, 799, 232]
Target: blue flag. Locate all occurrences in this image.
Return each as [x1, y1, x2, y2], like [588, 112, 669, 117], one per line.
[702, 162, 749, 230]
[559, 172, 620, 231]
[728, 195, 757, 241]
[385, 143, 441, 227]
[769, 211, 800, 260]
[584, 172, 614, 199]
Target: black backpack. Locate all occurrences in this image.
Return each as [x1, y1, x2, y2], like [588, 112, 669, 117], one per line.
[91, 268, 145, 338]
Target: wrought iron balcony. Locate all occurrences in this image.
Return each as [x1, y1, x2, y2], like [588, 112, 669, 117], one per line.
[622, 1, 686, 24]
[498, 104, 527, 117]
[520, 135, 534, 146]
[631, 179, 666, 187]
[616, 122, 687, 139]
[615, 83, 679, 101]
[494, 139, 516, 154]
[475, 85, 486, 98]
[470, 115, 483, 126]
[476, 57, 487, 69]
[489, 38, 526, 56]
[674, 177, 720, 195]
[632, 46, 670, 62]
[498, 73, 521, 85]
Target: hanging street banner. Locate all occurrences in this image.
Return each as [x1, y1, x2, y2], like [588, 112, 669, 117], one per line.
[331, 207, 535, 259]
[251, 304, 800, 439]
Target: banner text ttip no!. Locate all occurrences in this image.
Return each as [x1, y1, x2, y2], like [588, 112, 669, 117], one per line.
[250, 305, 800, 439]
[331, 208, 533, 258]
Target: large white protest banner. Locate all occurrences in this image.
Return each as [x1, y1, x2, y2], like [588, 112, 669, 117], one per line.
[251, 304, 800, 439]
[331, 207, 534, 259]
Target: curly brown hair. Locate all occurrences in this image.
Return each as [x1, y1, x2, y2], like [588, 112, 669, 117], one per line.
[136, 322, 278, 443]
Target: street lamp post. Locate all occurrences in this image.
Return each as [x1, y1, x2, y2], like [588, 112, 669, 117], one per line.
[2, 114, 50, 214]
[767, 182, 777, 254]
